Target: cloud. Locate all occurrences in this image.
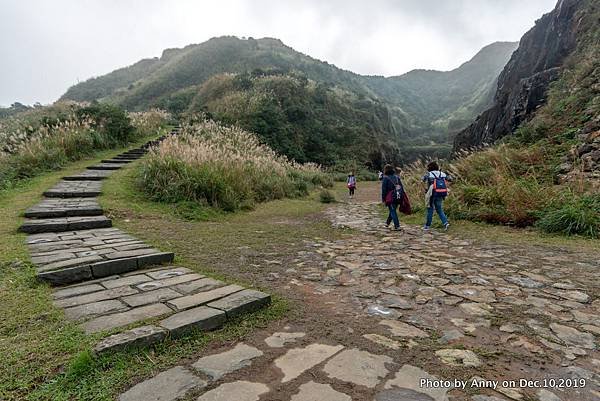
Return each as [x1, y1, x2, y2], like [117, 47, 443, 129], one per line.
[0, 0, 556, 105]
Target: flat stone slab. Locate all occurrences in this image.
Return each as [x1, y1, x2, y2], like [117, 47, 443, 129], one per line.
[440, 285, 497, 303]
[54, 285, 138, 308]
[53, 283, 105, 299]
[265, 332, 306, 348]
[384, 364, 449, 401]
[122, 287, 182, 307]
[196, 381, 269, 401]
[20, 215, 112, 233]
[291, 381, 351, 401]
[549, 323, 596, 349]
[63, 169, 114, 181]
[275, 343, 344, 383]
[87, 163, 124, 170]
[83, 303, 172, 334]
[24, 198, 103, 218]
[380, 320, 429, 338]
[168, 284, 244, 311]
[192, 343, 263, 380]
[43, 180, 102, 198]
[323, 348, 392, 388]
[160, 306, 226, 337]
[207, 289, 271, 317]
[435, 349, 482, 367]
[172, 277, 224, 294]
[94, 325, 167, 354]
[135, 273, 205, 291]
[119, 366, 205, 401]
[64, 299, 128, 320]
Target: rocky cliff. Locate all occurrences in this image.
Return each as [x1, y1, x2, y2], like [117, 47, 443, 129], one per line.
[454, 0, 582, 150]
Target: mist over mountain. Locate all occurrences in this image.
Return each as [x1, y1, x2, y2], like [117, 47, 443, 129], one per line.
[61, 37, 517, 165]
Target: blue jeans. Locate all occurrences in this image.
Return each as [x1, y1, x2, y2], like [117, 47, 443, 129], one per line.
[386, 204, 400, 228]
[425, 197, 448, 227]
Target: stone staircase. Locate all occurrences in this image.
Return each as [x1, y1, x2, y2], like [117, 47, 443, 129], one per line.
[21, 130, 179, 283]
[21, 127, 271, 353]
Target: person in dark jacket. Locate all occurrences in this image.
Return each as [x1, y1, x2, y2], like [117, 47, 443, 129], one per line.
[381, 164, 401, 230]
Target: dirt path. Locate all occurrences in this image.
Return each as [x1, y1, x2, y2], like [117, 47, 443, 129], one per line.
[118, 183, 599, 401]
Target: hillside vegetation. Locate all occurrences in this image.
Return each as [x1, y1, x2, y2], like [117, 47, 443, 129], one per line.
[0, 103, 169, 191]
[139, 119, 332, 212]
[186, 71, 401, 165]
[61, 37, 516, 165]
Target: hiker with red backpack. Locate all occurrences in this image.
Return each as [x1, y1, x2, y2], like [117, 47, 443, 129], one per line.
[423, 161, 451, 231]
[381, 164, 404, 231]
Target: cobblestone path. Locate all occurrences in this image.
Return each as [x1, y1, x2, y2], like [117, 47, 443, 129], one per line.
[118, 197, 598, 400]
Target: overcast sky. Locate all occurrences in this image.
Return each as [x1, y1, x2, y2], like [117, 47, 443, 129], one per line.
[0, 0, 557, 106]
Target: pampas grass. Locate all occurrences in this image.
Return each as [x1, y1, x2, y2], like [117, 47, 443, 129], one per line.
[140, 119, 332, 211]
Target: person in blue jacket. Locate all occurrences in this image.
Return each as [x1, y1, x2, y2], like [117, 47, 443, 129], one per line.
[381, 164, 401, 230]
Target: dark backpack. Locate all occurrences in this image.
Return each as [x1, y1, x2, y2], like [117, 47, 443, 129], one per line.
[431, 172, 448, 198]
[384, 175, 404, 205]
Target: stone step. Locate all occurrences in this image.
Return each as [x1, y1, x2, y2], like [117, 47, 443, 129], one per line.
[87, 163, 124, 170]
[101, 159, 132, 164]
[113, 155, 142, 160]
[20, 215, 112, 234]
[24, 198, 103, 218]
[43, 180, 103, 198]
[37, 251, 175, 285]
[63, 169, 114, 181]
[27, 228, 175, 285]
[159, 306, 226, 338]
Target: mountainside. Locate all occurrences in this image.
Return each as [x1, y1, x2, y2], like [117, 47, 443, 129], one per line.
[454, 0, 599, 151]
[364, 41, 518, 136]
[186, 72, 400, 165]
[61, 37, 516, 165]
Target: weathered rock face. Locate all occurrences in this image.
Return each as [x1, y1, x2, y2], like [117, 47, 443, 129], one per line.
[454, 0, 581, 150]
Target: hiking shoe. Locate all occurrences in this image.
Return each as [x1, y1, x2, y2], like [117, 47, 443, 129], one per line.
[393, 226, 402, 231]
[444, 223, 450, 231]
[423, 226, 430, 231]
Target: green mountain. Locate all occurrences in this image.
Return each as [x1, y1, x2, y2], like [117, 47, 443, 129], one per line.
[61, 37, 517, 165]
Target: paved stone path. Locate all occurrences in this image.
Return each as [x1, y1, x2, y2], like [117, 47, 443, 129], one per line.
[116, 196, 599, 400]
[22, 128, 270, 352]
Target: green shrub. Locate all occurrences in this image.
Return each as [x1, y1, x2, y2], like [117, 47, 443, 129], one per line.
[536, 193, 600, 238]
[319, 190, 336, 203]
[76, 103, 134, 144]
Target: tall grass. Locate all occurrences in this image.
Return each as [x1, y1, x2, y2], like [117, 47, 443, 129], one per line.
[0, 103, 169, 191]
[400, 144, 599, 237]
[139, 119, 332, 211]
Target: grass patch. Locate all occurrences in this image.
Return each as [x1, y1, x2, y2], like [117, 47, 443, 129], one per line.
[319, 189, 336, 203]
